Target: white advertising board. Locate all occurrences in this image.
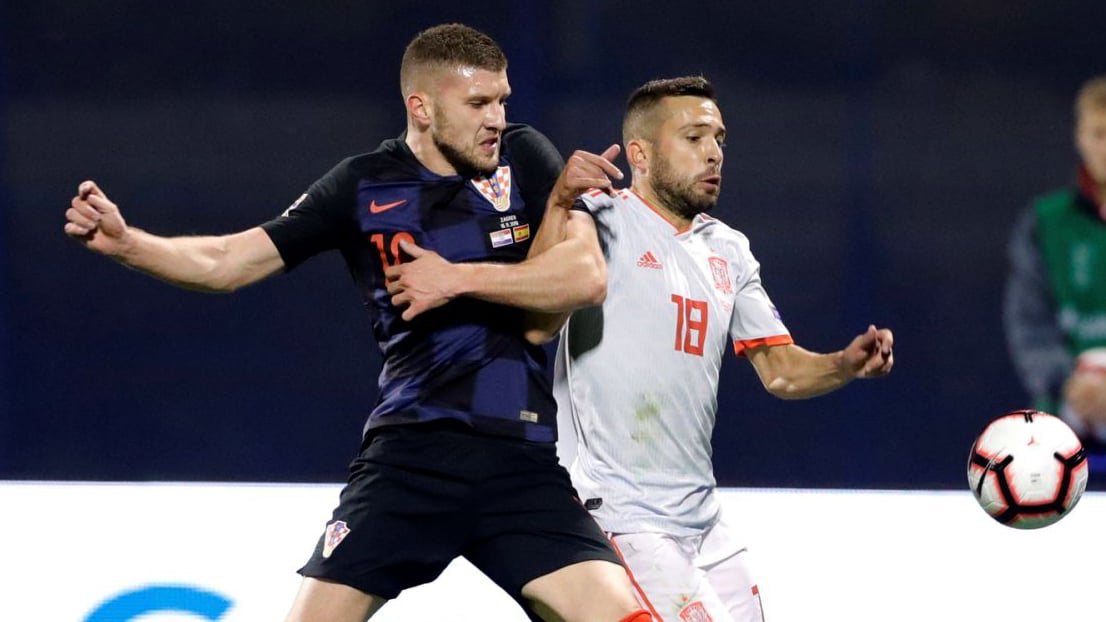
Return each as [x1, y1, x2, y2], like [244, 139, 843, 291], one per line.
[1, 482, 1101, 621]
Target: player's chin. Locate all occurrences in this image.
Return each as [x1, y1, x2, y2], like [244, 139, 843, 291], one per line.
[694, 182, 720, 198]
[473, 155, 499, 175]
[696, 196, 719, 212]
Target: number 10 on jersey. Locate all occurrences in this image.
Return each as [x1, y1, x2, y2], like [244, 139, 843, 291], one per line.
[671, 294, 707, 356]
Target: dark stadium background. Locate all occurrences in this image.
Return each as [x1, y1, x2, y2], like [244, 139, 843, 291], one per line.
[2, 1, 1104, 489]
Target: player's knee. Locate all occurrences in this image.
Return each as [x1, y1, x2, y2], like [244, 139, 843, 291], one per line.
[617, 609, 653, 622]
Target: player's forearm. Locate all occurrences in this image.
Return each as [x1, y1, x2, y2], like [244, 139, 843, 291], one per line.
[455, 237, 606, 313]
[763, 348, 855, 399]
[114, 228, 279, 293]
[519, 204, 578, 342]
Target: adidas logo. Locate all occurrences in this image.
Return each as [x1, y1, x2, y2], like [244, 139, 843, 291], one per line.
[636, 251, 663, 270]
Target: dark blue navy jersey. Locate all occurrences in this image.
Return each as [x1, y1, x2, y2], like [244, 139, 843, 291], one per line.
[261, 124, 564, 442]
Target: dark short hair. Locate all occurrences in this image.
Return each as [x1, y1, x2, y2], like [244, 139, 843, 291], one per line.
[623, 76, 717, 143]
[400, 23, 507, 95]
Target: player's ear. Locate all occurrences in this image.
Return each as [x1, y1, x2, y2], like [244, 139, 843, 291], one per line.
[406, 92, 432, 128]
[626, 139, 650, 174]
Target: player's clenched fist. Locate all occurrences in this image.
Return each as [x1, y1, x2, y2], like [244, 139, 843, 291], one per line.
[65, 180, 131, 256]
[842, 324, 895, 379]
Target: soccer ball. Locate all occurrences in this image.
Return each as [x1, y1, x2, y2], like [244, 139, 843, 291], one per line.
[966, 409, 1089, 529]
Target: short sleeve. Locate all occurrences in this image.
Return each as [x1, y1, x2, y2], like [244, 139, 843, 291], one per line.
[728, 238, 792, 355]
[261, 158, 358, 270]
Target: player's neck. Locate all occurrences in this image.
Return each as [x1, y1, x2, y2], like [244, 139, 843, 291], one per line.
[632, 181, 692, 230]
[405, 127, 457, 177]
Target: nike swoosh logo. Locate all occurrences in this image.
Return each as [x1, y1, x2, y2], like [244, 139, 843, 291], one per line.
[369, 199, 408, 213]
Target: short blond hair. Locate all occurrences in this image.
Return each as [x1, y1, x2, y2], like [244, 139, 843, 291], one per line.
[1075, 75, 1106, 119]
[399, 23, 506, 96]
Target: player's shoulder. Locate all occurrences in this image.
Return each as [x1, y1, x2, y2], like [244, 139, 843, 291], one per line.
[578, 187, 633, 210]
[696, 212, 745, 236]
[502, 123, 563, 171]
[570, 188, 632, 224]
[502, 122, 549, 145]
[1032, 185, 1077, 203]
[696, 213, 755, 253]
[343, 136, 422, 182]
[1030, 186, 1081, 217]
[502, 123, 549, 155]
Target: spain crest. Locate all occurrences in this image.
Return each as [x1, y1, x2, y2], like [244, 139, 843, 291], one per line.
[708, 256, 733, 294]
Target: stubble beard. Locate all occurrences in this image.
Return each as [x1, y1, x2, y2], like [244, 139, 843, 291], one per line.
[651, 155, 718, 221]
[431, 115, 499, 177]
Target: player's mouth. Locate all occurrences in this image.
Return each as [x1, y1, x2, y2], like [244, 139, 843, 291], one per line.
[698, 174, 722, 192]
[478, 135, 500, 157]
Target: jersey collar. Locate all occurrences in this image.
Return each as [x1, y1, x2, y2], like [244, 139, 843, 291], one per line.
[629, 188, 697, 234]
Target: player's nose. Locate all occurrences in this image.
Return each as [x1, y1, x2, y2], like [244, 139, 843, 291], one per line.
[706, 139, 723, 164]
[486, 102, 507, 130]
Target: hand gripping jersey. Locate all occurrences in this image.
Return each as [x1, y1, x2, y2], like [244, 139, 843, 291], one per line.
[262, 124, 564, 442]
[555, 189, 792, 535]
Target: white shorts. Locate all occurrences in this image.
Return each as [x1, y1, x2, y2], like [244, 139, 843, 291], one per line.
[609, 518, 764, 622]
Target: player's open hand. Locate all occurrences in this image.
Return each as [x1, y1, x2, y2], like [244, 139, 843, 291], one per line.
[548, 144, 624, 208]
[842, 324, 894, 379]
[64, 181, 131, 256]
[385, 238, 458, 321]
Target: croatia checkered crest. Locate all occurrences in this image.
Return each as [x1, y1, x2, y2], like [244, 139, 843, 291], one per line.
[967, 410, 1088, 529]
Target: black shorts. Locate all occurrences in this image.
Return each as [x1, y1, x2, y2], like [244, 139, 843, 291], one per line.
[298, 420, 621, 605]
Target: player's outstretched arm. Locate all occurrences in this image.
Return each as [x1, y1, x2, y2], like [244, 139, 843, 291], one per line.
[65, 180, 285, 292]
[746, 324, 894, 399]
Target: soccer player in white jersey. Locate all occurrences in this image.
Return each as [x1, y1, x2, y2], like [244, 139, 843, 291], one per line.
[533, 76, 895, 622]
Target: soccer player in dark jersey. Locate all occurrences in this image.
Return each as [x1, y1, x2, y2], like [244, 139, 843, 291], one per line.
[64, 23, 649, 622]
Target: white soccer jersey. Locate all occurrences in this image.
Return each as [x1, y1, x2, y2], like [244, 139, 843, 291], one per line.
[555, 188, 791, 537]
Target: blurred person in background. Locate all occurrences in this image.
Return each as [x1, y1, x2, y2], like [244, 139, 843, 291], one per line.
[1005, 75, 1106, 456]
